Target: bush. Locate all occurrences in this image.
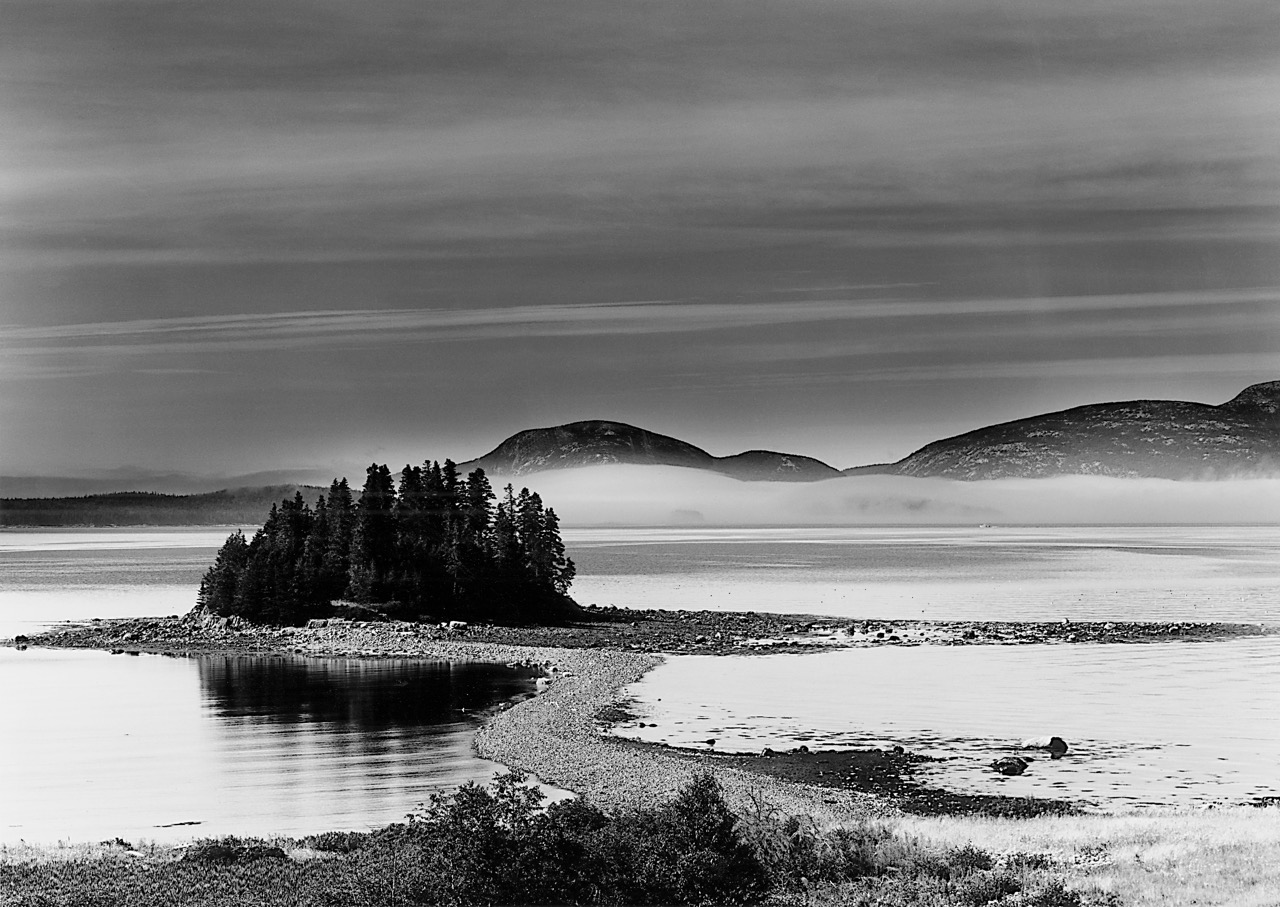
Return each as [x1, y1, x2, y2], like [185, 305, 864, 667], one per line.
[1017, 878, 1085, 907]
[181, 836, 288, 865]
[352, 771, 769, 906]
[946, 843, 996, 874]
[302, 830, 370, 854]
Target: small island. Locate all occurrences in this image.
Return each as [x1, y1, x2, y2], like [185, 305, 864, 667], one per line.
[197, 461, 577, 627]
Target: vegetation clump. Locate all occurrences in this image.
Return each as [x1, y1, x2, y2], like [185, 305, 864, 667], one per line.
[0, 773, 1120, 906]
[181, 837, 288, 865]
[198, 461, 576, 625]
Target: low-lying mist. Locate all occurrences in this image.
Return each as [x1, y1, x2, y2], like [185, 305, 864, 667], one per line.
[502, 466, 1280, 527]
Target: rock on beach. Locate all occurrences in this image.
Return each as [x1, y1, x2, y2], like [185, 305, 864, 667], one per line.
[1021, 735, 1069, 756]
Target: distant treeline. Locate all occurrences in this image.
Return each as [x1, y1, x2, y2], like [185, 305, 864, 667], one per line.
[199, 461, 577, 625]
[0, 486, 317, 527]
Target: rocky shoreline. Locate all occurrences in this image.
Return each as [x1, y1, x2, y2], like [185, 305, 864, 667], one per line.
[16, 607, 1274, 658]
[12, 610, 1275, 823]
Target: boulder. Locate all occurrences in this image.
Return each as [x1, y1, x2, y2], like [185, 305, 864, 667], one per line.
[991, 756, 1030, 776]
[1021, 735, 1069, 756]
[306, 618, 329, 629]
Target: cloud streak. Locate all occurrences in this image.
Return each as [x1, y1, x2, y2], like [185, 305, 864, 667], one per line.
[5, 288, 1277, 364]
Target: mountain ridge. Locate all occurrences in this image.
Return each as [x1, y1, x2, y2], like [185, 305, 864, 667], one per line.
[462, 381, 1280, 483]
[858, 380, 1280, 480]
[458, 419, 841, 482]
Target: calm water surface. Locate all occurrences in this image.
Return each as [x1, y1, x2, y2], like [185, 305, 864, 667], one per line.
[0, 648, 539, 843]
[566, 525, 1280, 622]
[0, 528, 242, 639]
[610, 640, 1280, 809]
[0, 529, 548, 843]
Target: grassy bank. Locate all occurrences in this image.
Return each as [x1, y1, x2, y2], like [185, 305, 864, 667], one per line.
[6, 798, 1277, 906]
[901, 807, 1280, 906]
[0, 773, 1129, 907]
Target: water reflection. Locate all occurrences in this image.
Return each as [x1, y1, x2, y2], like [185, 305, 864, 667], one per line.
[0, 649, 539, 844]
[198, 656, 536, 727]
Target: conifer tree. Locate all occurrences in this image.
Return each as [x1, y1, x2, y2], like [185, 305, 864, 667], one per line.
[541, 507, 576, 595]
[320, 478, 355, 599]
[197, 529, 250, 613]
[348, 464, 396, 602]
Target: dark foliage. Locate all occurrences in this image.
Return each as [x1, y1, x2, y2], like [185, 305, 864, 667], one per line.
[181, 838, 288, 865]
[197, 466, 577, 625]
[348, 771, 770, 906]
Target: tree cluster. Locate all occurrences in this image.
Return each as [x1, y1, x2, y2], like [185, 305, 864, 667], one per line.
[198, 461, 576, 625]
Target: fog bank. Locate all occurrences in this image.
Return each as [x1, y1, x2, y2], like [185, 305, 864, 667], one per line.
[500, 466, 1280, 527]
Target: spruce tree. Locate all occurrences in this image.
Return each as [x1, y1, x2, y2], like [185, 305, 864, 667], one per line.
[320, 479, 354, 601]
[348, 464, 396, 603]
[198, 530, 250, 613]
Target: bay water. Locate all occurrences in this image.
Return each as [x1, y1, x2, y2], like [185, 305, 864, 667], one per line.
[2, 525, 1278, 839]
[0, 649, 539, 843]
[0, 529, 541, 843]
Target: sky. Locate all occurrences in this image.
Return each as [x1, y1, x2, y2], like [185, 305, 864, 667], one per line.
[2, 0, 1279, 481]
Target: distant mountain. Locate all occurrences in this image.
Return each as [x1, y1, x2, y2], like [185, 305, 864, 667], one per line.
[459, 420, 841, 482]
[0, 485, 322, 527]
[851, 380, 1280, 480]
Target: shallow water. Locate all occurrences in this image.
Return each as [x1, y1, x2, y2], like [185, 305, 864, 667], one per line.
[0, 648, 539, 844]
[610, 639, 1280, 809]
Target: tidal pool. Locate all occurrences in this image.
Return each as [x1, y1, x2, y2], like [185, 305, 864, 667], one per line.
[609, 638, 1280, 809]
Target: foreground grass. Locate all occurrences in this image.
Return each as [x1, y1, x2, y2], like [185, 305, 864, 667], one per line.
[0, 773, 1124, 907]
[899, 807, 1280, 907]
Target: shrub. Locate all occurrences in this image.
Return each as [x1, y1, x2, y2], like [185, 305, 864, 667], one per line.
[953, 869, 1022, 904]
[302, 830, 369, 854]
[181, 836, 287, 865]
[353, 771, 770, 906]
[1017, 878, 1085, 907]
[946, 843, 996, 874]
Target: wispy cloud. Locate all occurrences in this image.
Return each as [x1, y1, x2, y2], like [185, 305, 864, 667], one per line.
[659, 353, 1280, 394]
[5, 288, 1277, 360]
